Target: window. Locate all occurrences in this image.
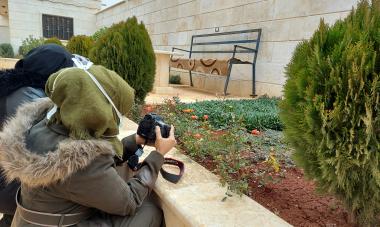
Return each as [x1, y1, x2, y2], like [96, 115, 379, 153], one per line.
[42, 14, 73, 40]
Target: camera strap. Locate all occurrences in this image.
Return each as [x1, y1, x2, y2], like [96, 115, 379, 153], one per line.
[160, 158, 185, 184]
[71, 55, 123, 121]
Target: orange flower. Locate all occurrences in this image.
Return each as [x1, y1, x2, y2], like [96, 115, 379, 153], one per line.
[191, 115, 198, 120]
[203, 115, 209, 120]
[251, 129, 260, 136]
[183, 109, 194, 113]
[193, 133, 202, 139]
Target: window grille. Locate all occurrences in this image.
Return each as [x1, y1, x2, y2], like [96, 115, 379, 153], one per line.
[42, 14, 73, 40]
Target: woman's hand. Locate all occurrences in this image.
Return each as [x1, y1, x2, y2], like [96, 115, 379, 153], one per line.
[135, 134, 148, 145]
[155, 125, 176, 156]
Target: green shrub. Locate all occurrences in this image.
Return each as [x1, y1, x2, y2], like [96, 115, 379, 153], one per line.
[280, 1, 380, 225]
[180, 97, 282, 131]
[91, 27, 108, 42]
[90, 17, 155, 103]
[66, 35, 94, 57]
[18, 35, 44, 56]
[169, 74, 181, 84]
[44, 37, 63, 46]
[0, 43, 14, 58]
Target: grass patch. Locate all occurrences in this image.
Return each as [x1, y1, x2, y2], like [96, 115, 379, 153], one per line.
[178, 97, 283, 131]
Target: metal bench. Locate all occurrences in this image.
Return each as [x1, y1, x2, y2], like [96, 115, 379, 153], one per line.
[170, 29, 262, 96]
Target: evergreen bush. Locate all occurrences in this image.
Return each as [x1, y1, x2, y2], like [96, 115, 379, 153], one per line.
[44, 37, 63, 46]
[18, 35, 44, 56]
[66, 35, 94, 57]
[90, 17, 155, 103]
[0, 43, 14, 58]
[91, 27, 108, 42]
[280, 1, 380, 225]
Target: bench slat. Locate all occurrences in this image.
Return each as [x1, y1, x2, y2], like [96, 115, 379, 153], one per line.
[192, 28, 261, 38]
[191, 50, 256, 54]
[192, 39, 258, 46]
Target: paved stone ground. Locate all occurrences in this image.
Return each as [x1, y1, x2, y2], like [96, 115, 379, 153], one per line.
[145, 85, 252, 104]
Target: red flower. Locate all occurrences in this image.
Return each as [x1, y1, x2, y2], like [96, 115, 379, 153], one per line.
[191, 115, 198, 120]
[251, 129, 260, 136]
[203, 115, 209, 120]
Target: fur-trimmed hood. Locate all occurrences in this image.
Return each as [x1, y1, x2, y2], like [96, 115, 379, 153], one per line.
[0, 98, 115, 188]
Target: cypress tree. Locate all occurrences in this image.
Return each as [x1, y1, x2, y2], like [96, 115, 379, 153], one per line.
[280, 1, 380, 225]
[90, 17, 156, 103]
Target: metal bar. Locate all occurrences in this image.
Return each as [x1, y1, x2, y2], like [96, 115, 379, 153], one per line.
[189, 37, 194, 86]
[251, 64, 256, 97]
[189, 37, 194, 58]
[251, 29, 262, 96]
[169, 47, 175, 78]
[172, 47, 190, 52]
[232, 61, 253, 65]
[234, 45, 255, 51]
[193, 29, 261, 38]
[192, 39, 258, 46]
[189, 70, 193, 87]
[224, 45, 237, 95]
[191, 50, 255, 54]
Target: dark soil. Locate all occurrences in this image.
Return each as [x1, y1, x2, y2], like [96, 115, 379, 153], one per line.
[195, 156, 356, 227]
[248, 167, 356, 227]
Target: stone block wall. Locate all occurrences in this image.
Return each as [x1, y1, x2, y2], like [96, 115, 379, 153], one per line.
[7, 0, 101, 53]
[0, 15, 9, 44]
[96, 0, 359, 97]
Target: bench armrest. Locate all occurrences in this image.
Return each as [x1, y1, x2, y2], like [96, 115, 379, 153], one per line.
[172, 47, 190, 53]
[234, 45, 257, 53]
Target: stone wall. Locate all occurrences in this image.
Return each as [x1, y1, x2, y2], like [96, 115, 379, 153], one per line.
[0, 15, 9, 44]
[7, 0, 101, 53]
[96, 0, 360, 97]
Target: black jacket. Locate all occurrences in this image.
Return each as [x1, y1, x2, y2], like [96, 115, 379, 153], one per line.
[0, 44, 74, 216]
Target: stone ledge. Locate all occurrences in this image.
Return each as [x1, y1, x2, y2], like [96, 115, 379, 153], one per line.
[0, 57, 18, 69]
[119, 119, 292, 227]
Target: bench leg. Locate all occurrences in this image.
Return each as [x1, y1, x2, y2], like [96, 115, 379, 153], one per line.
[251, 64, 257, 97]
[224, 63, 233, 95]
[189, 70, 193, 87]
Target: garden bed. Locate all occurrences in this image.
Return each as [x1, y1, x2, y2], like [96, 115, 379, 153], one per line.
[135, 97, 356, 227]
[184, 132, 355, 227]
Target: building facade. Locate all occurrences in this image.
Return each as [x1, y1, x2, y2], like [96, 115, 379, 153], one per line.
[96, 0, 360, 97]
[0, 0, 101, 53]
[0, 0, 361, 97]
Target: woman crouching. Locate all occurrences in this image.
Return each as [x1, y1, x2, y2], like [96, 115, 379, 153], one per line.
[0, 64, 176, 227]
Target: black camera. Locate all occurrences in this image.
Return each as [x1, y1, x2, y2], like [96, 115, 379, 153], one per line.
[137, 113, 171, 143]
